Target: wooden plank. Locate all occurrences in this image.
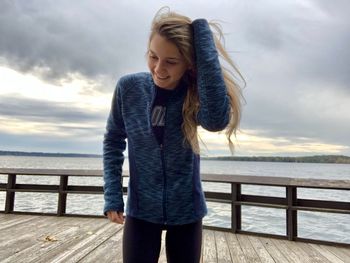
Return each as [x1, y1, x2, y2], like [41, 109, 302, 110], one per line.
[247, 235, 275, 263]
[78, 224, 124, 263]
[338, 246, 350, 257]
[202, 174, 350, 190]
[202, 229, 217, 263]
[290, 178, 350, 190]
[38, 221, 120, 262]
[0, 215, 75, 261]
[24, 217, 109, 262]
[258, 237, 290, 263]
[269, 238, 303, 263]
[277, 239, 315, 263]
[225, 232, 247, 263]
[287, 186, 297, 241]
[308, 244, 345, 263]
[158, 231, 167, 263]
[0, 215, 55, 245]
[57, 175, 68, 216]
[0, 214, 37, 231]
[320, 245, 350, 262]
[57, 222, 123, 263]
[295, 241, 331, 263]
[236, 234, 261, 263]
[240, 194, 286, 206]
[2, 214, 350, 263]
[297, 199, 350, 212]
[214, 231, 232, 263]
[292, 206, 350, 214]
[231, 183, 241, 233]
[5, 173, 16, 213]
[3, 217, 86, 262]
[200, 232, 204, 263]
[0, 168, 103, 177]
[1, 168, 350, 189]
[237, 201, 287, 209]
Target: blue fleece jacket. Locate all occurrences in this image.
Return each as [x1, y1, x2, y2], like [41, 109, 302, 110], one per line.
[103, 19, 230, 225]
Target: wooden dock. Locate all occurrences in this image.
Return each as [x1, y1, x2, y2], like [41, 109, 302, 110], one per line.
[0, 214, 349, 263]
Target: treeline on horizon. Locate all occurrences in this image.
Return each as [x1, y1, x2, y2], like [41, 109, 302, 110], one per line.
[202, 155, 350, 164]
[0, 150, 100, 158]
[0, 151, 349, 164]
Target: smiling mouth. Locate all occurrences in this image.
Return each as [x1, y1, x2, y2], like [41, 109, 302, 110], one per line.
[155, 74, 169, 81]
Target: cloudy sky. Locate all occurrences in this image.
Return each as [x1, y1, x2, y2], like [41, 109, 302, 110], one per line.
[0, 0, 349, 156]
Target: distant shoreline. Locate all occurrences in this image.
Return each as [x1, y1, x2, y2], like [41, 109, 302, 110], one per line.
[1, 150, 349, 164]
[201, 155, 350, 164]
[0, 150, 101, 158]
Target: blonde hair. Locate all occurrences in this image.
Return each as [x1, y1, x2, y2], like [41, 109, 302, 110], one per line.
[149, 7, 244, 155]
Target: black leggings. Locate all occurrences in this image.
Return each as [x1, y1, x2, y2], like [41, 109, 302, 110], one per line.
[123, 216, 202, 263]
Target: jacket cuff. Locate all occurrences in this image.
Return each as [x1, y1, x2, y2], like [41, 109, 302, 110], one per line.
[103, 204, 124, 216]
[191, 18, 209, 28]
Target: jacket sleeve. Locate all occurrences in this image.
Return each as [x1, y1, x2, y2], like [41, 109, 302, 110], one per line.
[103, 78, 127, 216]
[192, 19, 230, 131]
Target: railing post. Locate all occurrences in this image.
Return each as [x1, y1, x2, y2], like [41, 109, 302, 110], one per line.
[57, 175, 68, 216]
[5, 173, 16, 213]
[231, 183, 241, 233]
[286, 186, 297, 241]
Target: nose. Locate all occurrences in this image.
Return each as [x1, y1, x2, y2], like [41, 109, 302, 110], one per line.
[154, 60, 166, 74]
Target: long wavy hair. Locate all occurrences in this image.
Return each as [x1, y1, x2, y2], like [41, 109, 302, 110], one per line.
[148, 7, 244, 155]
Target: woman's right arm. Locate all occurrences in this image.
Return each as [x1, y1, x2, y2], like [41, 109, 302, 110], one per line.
[103, 78, 127, 218]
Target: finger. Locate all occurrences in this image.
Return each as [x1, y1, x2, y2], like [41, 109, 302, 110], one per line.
[116, 212, 124, 224]
[107, 211, 118, 223]
[108, 211, 124, 224]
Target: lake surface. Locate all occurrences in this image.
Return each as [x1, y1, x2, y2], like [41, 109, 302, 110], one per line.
[0, 156, 349, 244]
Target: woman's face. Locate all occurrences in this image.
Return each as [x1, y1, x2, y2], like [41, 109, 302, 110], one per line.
[148, 34, 189, 90]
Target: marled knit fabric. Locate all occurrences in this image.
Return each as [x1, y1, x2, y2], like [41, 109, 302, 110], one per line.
[103, 19, 230, 225]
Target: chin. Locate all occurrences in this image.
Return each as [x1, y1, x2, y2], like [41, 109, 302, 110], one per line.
[154, 78, 172, 89]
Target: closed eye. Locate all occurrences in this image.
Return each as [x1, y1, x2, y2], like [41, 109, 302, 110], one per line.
[149, 53, 178, 65]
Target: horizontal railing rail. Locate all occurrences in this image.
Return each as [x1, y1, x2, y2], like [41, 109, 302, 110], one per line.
[0, 168, 349, 247]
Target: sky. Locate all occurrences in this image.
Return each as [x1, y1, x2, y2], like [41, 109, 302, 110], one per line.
[0, 0, 349, 157]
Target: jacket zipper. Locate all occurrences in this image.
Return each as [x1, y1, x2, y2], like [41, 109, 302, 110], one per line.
[160, 143, 167, 224]
[161, 93, 169, 225]
[149, 84, 168, 224]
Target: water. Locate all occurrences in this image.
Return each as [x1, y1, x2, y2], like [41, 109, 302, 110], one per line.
[0, 156, 349, 244]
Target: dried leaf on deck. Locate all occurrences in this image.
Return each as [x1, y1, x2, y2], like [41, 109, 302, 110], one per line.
[44, 235, 58, 242]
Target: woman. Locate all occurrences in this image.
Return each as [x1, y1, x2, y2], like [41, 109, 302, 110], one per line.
[103, 7, 243, 263]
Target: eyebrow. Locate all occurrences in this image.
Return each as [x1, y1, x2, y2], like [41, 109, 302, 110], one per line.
[149, 49, 180, 60]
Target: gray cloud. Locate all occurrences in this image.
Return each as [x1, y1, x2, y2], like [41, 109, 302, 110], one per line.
[0, 95, 107, 153]
[0, 95, 106, 123]
[0, 0, 152, 89]
[242, 86, 350, 150]
[0, 131, 102, 154]
[236, 0, 350, 92]
[0, 0, 349, 155]
[224, 0, 350, 151]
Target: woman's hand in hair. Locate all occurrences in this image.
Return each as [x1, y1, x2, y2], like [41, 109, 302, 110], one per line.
[107, 210, 125, 224]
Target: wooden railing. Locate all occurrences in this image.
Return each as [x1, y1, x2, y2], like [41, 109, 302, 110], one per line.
[0, 168, 349, 246]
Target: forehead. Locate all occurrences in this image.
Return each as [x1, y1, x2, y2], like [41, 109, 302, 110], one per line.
[149, 34, 182, 59]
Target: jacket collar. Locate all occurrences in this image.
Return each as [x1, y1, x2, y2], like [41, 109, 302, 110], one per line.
[149, 73, 189, 99]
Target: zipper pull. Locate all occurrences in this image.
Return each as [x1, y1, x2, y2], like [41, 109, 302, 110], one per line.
[160, 143, 163, 150]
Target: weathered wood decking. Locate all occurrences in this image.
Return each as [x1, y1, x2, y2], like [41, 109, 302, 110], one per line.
[0, 214, 349, 263]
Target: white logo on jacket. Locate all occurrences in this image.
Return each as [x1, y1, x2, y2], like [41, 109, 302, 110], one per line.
[152, 106, 166, 126]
